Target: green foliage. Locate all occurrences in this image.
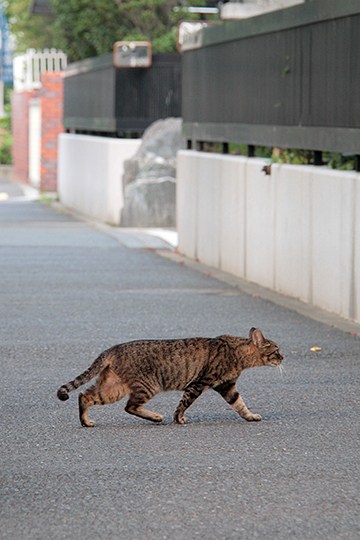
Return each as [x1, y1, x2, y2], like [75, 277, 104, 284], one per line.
[5, 0, 209, 60]
[226, 144, 356, 170]
[50, 0, 124, 61]
[0, 88, 13, 165]
[3, 0, 58, 53]
[0, 131, 13, 165]
[152, 30, 178, 53]
[0, 106, 13, 165]
[50, 0, 206, 61]
[270, 148, 311, 165]
[270, 148, 356, 169]
[323, 152, 355, 171]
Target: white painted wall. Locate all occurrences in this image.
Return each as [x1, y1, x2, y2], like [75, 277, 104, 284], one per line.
[177, 150, 360, 325]
[58, 134, 141, 225]
[28, 98, 41, 188]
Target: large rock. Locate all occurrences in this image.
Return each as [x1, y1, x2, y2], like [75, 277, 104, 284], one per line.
[120, 118, 185, 227]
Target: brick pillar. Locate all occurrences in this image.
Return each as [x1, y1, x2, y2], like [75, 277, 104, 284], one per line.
[39, 72, 64, 192]
[11, 90, 38, 184]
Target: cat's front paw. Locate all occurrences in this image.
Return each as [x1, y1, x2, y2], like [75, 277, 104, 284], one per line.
[245, 413, 262, 422]
[173, 413, 186, 425]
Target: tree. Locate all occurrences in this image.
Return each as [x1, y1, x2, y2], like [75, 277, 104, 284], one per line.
[5, 0, 208, 61]
[3, 0, 58, 53]
[51, 0, 205, 61]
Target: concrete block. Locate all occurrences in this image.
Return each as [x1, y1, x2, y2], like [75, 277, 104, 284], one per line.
[245, 158, 275, 289]
[353, 175, 360, 324]
[196, 153, 222, 268]
[311, 169, 356, 318]
[177, 151, 198, 259]
[58, 134, 141, 225]
[219, 156, 247, 278]
[273, 164, 312, 303]
[175, 151, 359, 326]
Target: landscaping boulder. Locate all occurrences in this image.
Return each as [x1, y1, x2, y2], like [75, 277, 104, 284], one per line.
[120, 118, 184, 227]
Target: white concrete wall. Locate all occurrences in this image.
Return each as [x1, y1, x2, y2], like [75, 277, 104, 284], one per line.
[58, 134, 141, 225]
[28, 98, 41, 188]
[177, 150, 360, 325]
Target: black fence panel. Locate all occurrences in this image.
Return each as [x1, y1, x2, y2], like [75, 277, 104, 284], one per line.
[63, 53, 181, 136]
[182, 0, 360, 156]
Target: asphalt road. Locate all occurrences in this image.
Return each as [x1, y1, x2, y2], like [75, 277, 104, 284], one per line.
[1, 179, 359, 539]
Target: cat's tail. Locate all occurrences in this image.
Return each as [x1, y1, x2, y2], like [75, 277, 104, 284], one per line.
[57, 349, 112, 401]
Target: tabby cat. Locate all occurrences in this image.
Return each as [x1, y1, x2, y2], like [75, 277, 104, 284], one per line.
[57, 327, 283, 427]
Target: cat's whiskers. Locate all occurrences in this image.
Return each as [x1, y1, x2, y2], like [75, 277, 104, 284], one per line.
[277, 364, 285, 378]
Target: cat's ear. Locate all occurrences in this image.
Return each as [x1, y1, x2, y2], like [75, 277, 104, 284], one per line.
[249, 328, 265, 347]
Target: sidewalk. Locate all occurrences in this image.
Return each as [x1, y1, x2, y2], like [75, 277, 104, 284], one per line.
[1, 175, 359, 540]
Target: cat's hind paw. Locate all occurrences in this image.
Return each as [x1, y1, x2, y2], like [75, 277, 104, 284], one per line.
[245, 413, 262, 422]
[81, 419, 95, 427]
[151, 413, 164, 423]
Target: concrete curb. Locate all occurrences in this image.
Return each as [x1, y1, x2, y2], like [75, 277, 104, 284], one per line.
[51, 200, 177, 250]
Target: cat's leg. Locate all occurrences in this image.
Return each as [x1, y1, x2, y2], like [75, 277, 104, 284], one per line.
[125, 383, 163, 423]
[173, 381, 208, 425]
[79, 368, 129, 427]
[78, 385, 101, 427]
[213, 381, 262, 421]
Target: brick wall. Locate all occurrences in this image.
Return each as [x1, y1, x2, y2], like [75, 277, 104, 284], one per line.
[11, 90, 37, 184]
[11, 72, 64, 191]
[39, 72, 64, 192]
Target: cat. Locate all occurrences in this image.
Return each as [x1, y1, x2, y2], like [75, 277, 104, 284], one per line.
[57, 327, 283, 427]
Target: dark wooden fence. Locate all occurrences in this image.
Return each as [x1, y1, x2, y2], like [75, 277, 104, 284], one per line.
[63, 53, 181, 137]
[181, 0, 360, 167]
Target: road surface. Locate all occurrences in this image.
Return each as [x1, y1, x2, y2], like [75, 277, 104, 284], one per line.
[0, 178, 359, 539]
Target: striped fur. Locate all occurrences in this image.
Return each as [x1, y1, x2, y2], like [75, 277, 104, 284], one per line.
[56, 327, 283, 427]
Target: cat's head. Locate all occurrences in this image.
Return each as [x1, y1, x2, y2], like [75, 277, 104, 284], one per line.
[249, 327, 283, 367]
